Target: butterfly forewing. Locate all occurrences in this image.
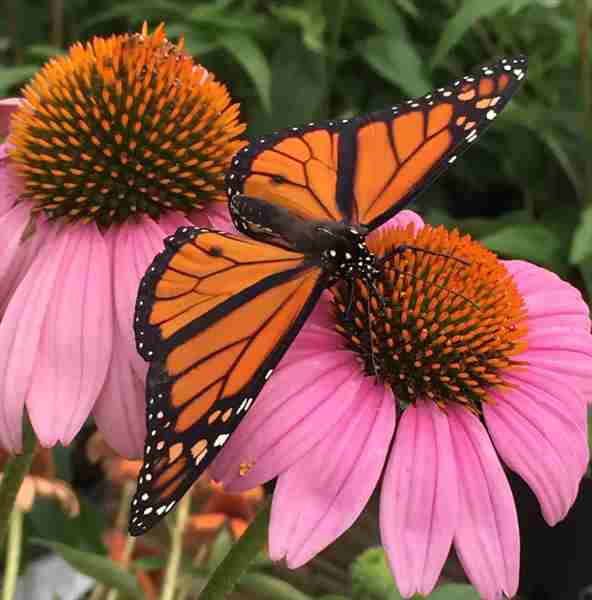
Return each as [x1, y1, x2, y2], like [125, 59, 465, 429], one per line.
[227, 56, 527, 230]
[130, 227, 326, 534]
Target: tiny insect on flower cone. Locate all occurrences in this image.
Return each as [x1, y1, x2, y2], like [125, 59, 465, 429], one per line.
[0, 23, 245, 457]
[210, 210, 591, 600]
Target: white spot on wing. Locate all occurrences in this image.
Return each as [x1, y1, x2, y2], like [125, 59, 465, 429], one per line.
[215, 434, 230, 447]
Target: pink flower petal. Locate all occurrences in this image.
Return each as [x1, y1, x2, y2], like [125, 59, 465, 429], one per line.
[0, 98, 21, 137]
[388, 209, 425, 232]
[505, 260, 591, 331]
[0, 157, 24, 217]
[109, 214, 192, 379]
[206, 201, 236, 232]
[0, 202, 31, 288]
[485, 367, 588, 525]
[517, 323, 592, 400]
[94, 326, 146, 459]
[0, 225, 68, 451]
[380, 400, 458, 597]
[210, 351, 363, 491]
[450, 407, 519, 600]
[0, 224, 112, 450]
[0, 217, 48, 317]
[25, 223, 112, 446]
[269, 380, 395, 567]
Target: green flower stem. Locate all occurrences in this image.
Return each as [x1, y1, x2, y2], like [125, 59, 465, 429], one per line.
[1, 508, 24, 600]
[200, 496, 272, 600]
[160, 492, 192, 600]
[238, 572, 312, 600]
[0, 420, 36, 546]
[106, 482, 137, 600]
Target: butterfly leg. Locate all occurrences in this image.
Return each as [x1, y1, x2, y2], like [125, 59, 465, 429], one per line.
[343, 278, 356, 322]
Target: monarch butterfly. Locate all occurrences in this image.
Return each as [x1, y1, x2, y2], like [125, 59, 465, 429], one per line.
[129, 55, 527, 534]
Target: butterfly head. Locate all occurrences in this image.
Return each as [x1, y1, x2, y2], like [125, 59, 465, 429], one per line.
[317, 224, 379, 283]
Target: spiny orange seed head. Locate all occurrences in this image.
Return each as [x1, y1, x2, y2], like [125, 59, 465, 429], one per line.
[333, 223, 528, 410]
[8, 23, 246, 226]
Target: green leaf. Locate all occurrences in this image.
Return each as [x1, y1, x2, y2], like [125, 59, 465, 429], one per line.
[130, 555, 168, 572]
[206, 526, 234, 571]
[358, 34, 431, 97]
[351, 547, 403, 600]
[219, 33, 271, 112]
[32, 539, 144, 600]
[0, 66, 38, 95]
[577, 256, 592, 299]
[318, 596, 350, 600]
[238, 572, 312, 600]
[432, 0, 520, 66]
[356, 0, 407, 33]
[271, 4, 326, 52]
[25, 44, 63, 61]
[28, 496, 106, 554]
[428, 583, 480, 599]
[479, 223, 561, 264]
[570, 206, 592, 264]
[252, 35, 326, 134]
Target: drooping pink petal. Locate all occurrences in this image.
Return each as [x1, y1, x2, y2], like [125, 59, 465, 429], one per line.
[211, 351, 363, 491]
[380, 400, 458, 597]
[449, 407, 519, 600]
[0, 217, 49, 316]
[24, 223, 113, 447]
[0, 202, 31, 288]
[94, 326, 146, 459]
[0, 98, 21, 137]
[485, 367, 588, 526]
[269, 380, 395, 568]
[0, 223, 111, 450]
[0, 155, 24, 217]
[0, 223, 66, 451]
[108, 214, 192, 379]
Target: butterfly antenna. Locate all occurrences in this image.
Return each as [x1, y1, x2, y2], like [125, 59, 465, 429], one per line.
[393, 266, 479, 310]
[378, 244, 479, 310]
[379, 244, 470, 267]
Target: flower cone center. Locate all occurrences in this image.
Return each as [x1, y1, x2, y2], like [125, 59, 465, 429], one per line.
[8, 24, 246, 226]
[333, 224, 528, 409]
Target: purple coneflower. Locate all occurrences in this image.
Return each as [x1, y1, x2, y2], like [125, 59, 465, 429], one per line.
[211, 210, 591, 600]
[0, 24, 244, 457]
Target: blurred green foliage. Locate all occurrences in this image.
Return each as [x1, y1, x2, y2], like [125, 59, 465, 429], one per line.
[2, 0, 591, 299]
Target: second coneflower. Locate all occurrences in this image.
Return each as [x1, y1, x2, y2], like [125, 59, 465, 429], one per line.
[0, 24, 245, 457]
[211, 210, 592, 600]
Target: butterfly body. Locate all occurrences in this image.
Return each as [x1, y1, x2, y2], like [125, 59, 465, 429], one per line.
[129, 56, 527, 535]
[230, 193, 377, 282]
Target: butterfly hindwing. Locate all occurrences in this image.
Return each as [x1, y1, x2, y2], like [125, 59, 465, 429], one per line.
[129, 227, 326, 534]
[227, 55, 527, 231]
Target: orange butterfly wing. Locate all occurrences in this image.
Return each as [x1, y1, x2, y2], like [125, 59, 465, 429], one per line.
[129, 227, 325, 534]
[227, 56, 527, 230]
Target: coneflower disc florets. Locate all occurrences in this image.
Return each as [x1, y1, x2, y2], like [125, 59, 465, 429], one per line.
[333, 224, 528, 410]
[8, 23, 246, 226]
